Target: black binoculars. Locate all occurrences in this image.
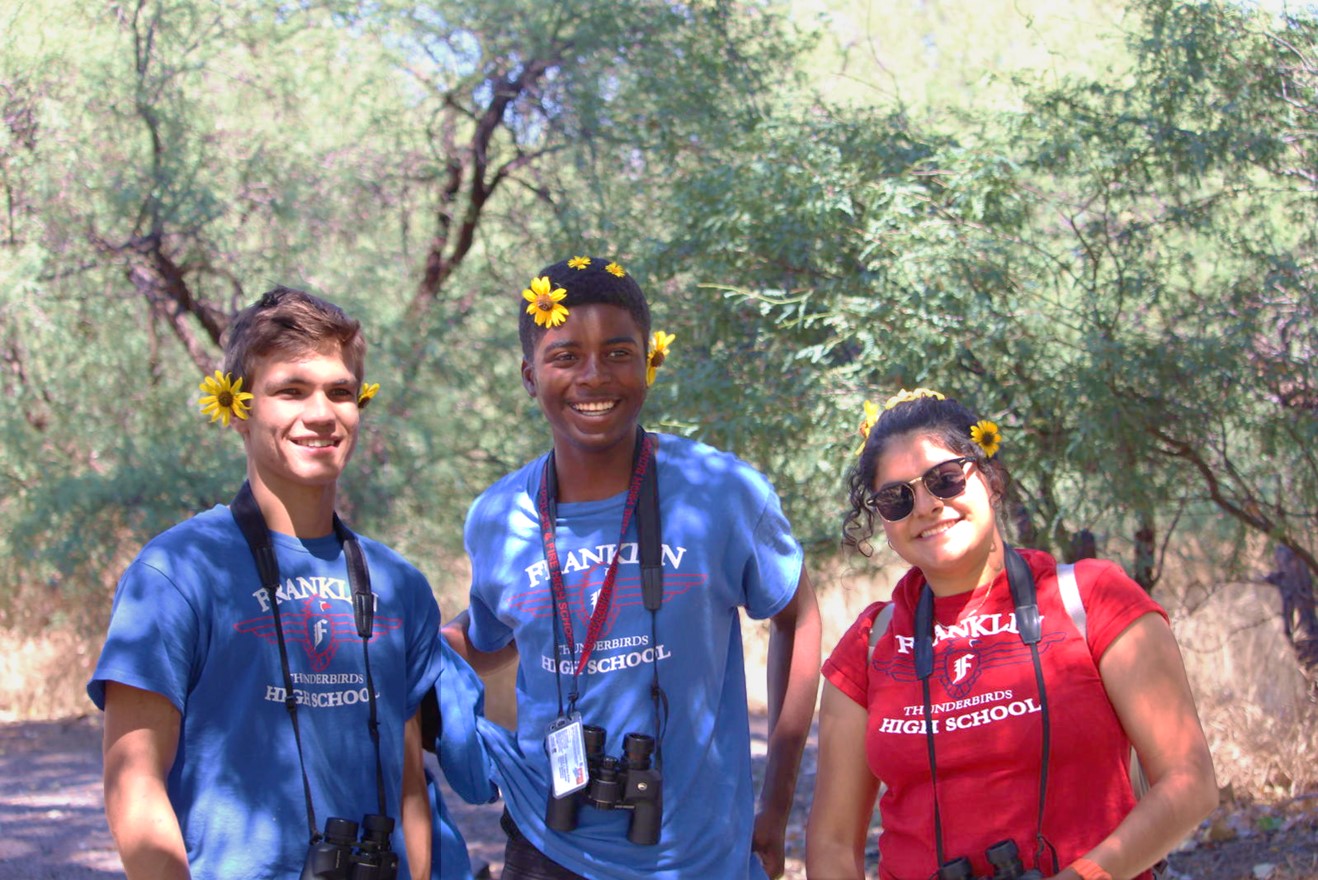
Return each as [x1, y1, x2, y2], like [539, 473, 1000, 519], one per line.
[939, 839, 1043, 880]
[300, 813, 398, 880]
[544, 725, 663, 846]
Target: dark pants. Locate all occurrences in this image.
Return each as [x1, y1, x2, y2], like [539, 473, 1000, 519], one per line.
[500, 809, 589, 880]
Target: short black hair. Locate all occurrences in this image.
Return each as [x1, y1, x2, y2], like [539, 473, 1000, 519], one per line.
[518, 257, 651, 359]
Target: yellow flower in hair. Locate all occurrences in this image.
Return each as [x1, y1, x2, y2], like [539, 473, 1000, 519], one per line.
[605, 262, 626, 277]
[647, 330, 675, 386]
[197, 370, 254, 427]
[523, 275, 569, 328]
[971, 419, 1002, 458]
[855, 400, 879, 456]
[882, 387, 945, 411]
[568, 256, 591, 270]
[358, 382, 380, 409]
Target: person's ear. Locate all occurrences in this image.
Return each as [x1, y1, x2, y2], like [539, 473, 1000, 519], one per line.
[521, 358, 537, 398]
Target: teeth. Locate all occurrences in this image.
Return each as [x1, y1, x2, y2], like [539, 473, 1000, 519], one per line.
[573, 401, 616, 414]
[920, 521, 957, 539]
[297, 439, 334, 448]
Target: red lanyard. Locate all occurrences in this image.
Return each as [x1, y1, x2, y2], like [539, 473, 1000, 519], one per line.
[536, 431, 655, 697]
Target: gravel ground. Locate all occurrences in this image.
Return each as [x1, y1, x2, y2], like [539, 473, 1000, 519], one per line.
[0, 715, 123, 879]
[4, 714, 1314, 880]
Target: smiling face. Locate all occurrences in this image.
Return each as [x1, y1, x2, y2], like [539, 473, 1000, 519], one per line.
[875, 432, 1003, 595]
[521, 303, 649, 467]
[233, 346, 361, 506]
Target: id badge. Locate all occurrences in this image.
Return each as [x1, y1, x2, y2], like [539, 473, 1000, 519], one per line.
[546, 712, 589, 798]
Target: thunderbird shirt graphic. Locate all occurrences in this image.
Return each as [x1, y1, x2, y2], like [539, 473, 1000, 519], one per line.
[235, 574, 402, 708]
[514, 541, 698, 639]
[873, 610, 1066, 699]
[507, 542, 702, 678]
[866, 606, 1071, 739]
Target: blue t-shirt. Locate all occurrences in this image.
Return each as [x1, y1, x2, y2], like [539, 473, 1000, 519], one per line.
[88, 504, 442, 880]
[465, 433, 803, 880]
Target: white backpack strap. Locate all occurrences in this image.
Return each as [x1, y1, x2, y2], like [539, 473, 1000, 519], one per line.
[1056, 562, 1086, 640]
[1057, 560, 1155, 813]
[867, 603, 896, 662]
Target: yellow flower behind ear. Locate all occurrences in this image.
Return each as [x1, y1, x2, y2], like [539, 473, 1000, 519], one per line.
[523, 276, 569, 328]
[647, 330, 675, 386]
[971, 419, 1002, 457]
[649, 330, 675, 359]
[197, 371, 254, 427]
[358, 382, 380, 409]
[855, 400, 879, 456]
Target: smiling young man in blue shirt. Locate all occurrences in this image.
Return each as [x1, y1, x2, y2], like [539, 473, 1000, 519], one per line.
[443, 256, 821, 880]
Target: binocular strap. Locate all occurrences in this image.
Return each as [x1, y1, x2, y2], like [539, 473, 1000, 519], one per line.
[913, 546, 1059, 876]
[231, 481, 389, 844]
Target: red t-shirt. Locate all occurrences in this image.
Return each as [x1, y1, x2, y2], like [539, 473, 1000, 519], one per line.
[822, 550, 1164, 880]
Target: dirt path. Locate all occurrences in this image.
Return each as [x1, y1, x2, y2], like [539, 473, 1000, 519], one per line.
[0, 715, 124, 878]
[3, 714, 1315, 880]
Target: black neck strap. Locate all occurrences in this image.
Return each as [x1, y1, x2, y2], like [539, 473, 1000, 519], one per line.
[541, 427, 669, 759]
[230, 481, 388, 843]
[915, 545, 1058, 875]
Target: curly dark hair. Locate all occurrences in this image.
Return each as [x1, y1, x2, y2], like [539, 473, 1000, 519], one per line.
[843, 394, 1010, 554]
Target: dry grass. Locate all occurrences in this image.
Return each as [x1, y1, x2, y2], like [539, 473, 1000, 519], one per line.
[1172, 577, 1318, 800]
[0, 628, 101, 722]
[8, 544, 1316, 814]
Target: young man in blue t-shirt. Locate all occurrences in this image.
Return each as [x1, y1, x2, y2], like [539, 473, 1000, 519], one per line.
[87, 288, 450, 879]
[442, 256, 821, 880]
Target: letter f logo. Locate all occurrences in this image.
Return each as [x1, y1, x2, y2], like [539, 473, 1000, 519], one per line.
[314, 618, 330, 649]
[952, 653, 974, 685]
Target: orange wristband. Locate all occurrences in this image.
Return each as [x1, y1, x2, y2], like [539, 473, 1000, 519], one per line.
[1070, 858, 1112, 880]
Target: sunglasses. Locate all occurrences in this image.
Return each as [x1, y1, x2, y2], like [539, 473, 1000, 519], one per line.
[869, 457, 976, 522]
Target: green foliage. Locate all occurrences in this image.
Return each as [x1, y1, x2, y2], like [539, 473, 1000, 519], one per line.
[3, 0, 1316, 634]
[657, 0, 1318, 581]
[0, 0, 812, 624]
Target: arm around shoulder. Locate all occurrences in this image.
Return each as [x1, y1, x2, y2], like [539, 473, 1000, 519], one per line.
[440, 608, 518, 677]
[102, 682, 191, 880]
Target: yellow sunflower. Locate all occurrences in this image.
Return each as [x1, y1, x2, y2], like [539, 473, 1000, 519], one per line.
[568, 256, 591, 270]
[197, 370, 254, 427]
[647, 330, 676, 386]
[358, 382, 380, 409]
[522, 276, 569, 328]
[605, 262, 626, 277]
[970, 419, 1002, 458]
[855, 400, 879, 456]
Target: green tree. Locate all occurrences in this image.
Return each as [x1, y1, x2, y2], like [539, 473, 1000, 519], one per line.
[0, 0, 813, 625]
[657, 0, 1318, 604]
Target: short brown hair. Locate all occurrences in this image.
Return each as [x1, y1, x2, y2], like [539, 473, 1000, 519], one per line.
[221, 286, 365, 386]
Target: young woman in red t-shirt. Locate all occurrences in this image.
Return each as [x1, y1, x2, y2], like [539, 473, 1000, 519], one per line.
[806, 390, 1216, 880]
